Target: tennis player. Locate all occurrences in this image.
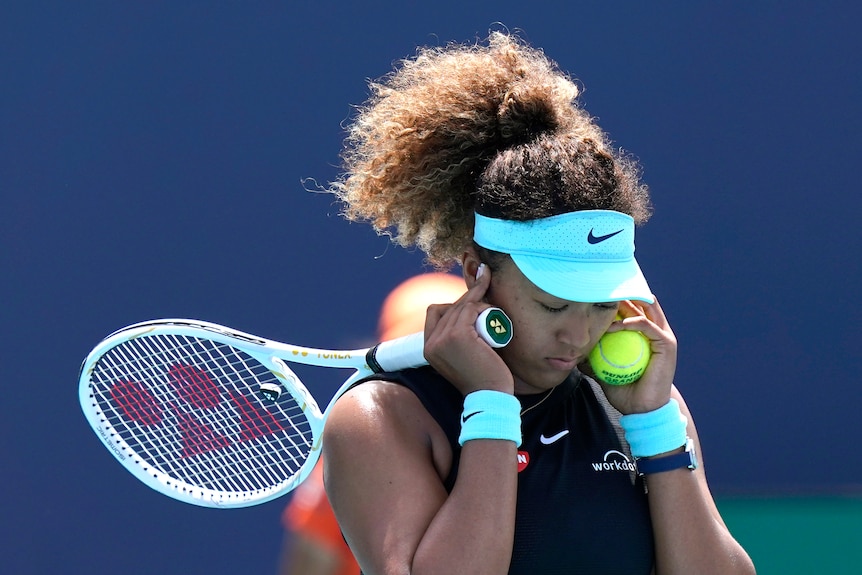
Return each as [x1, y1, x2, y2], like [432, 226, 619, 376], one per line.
[321, 32, 755, 575]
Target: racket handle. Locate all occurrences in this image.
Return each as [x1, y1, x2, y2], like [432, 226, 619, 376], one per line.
[368, 307, 512, 373]
[475, 307, 513, 348]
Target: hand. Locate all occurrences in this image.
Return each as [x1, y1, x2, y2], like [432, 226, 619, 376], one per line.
[422, 266, 515, 396]
[598, 297, 677, 415]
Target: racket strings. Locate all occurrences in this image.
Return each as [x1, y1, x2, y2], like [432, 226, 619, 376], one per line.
[86, 333, 315, 496]
[100, 336, 310, 492]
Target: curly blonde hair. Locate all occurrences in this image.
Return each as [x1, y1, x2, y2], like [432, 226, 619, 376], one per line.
[330, 32, 651, 267]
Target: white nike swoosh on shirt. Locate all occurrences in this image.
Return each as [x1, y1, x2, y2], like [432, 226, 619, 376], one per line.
[539, 430, 570, 444]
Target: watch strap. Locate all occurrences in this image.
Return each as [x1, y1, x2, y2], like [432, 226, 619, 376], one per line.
[636, 437, 697, 476]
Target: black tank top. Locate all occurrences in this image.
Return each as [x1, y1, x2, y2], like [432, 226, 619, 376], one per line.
[373, 366, 655, 574]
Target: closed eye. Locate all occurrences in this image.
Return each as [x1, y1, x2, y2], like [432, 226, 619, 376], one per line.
[539, 302, 568, 313]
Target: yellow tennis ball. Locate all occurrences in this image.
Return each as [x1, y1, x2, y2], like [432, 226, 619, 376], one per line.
[588, 329, 652, 386]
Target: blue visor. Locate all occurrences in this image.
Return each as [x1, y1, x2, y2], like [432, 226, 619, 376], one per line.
[473, 210, 654, 303]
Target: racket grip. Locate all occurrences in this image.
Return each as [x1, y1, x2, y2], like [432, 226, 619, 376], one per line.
[369, 307, 512, 373]
[475, 307, 513, 348]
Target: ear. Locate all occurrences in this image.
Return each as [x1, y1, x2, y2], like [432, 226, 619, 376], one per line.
[461, 247, 483, 287]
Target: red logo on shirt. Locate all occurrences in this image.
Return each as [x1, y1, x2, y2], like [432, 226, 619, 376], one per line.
[517, 450, 530, 472]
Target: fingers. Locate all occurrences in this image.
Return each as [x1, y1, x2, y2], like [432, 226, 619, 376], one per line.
[424, 262, 492, 333]
[423, 263, 503, 352]
[613, 296, 670, 335]
[421, 265, 513, 394]
[599, 295, 678, 414]
[464, 261, 492, 302]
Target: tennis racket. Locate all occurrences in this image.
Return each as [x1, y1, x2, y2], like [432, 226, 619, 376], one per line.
[79, 308, 512, 508]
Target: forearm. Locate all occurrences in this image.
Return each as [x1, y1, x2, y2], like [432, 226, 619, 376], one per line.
[411, 439, 518, 575]
[647, 468, 755, 575]
[614, 384, 755, 574]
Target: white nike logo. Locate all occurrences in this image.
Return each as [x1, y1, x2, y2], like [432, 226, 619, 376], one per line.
[539, 430, 570, 445]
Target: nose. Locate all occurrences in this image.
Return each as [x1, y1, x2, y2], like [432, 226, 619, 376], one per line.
[555, 307, 594, 349]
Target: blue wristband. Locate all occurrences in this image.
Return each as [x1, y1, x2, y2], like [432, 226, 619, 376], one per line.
[458, 390, 522, 446]
[619, 399, 688, 458]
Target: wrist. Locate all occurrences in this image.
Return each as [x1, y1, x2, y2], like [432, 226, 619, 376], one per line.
[464, 375, 515, 396]
[458, 390, 522, 446]
[619, 398, 687, 458]
[635, 437, 698, 476]
[638, 444, 685, 459]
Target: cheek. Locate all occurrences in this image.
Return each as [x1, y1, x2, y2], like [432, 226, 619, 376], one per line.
[504, 314, 550, 358]
[502, 306, 537, 345]
[497, 335, 534, 374]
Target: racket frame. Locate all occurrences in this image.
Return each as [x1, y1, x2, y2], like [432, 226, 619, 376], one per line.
[79, 310, 509, 508]
[79, 319, 407, 507]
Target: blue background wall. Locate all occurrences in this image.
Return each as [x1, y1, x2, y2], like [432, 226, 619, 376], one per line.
[2, 2, 860, 573]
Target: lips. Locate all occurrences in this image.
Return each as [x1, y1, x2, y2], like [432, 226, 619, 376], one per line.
[546, 356, 579, 371]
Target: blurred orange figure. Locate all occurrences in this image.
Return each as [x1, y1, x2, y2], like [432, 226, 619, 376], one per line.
[278, 272, 466, 575]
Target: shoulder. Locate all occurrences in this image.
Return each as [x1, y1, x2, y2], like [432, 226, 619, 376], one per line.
[323, 379, 453, 476]
[325, 380, 427, 444]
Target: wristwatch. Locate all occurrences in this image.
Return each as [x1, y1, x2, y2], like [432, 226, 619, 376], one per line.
[636, 437, 698, 476]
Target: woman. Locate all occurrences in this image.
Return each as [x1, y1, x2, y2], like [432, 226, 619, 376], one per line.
[321, 32, 755, 575]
